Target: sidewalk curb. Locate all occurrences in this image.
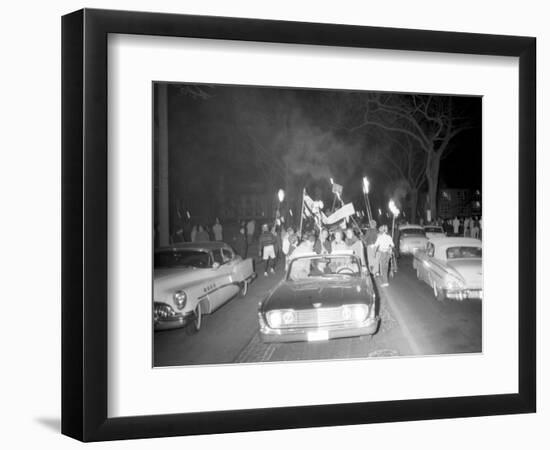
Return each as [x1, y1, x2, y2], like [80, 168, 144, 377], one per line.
[374, 277, 421, 355]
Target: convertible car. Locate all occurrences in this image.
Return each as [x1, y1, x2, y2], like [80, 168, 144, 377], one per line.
[154, 242, 255, 331]
[398, 224, 428, 255]
[258, 251, 379, 343]
[413, 237, 482, 301]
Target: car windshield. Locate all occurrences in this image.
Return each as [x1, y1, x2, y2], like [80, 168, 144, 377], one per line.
[446, 246, 482, 259]
[424, 227, 443, 233]
[401, 228, 426, 237]
[155, 250, 211, 269]
[287, 255, 361, 281]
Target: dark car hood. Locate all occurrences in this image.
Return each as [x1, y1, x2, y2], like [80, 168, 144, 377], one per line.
[263, 278, 372, 311]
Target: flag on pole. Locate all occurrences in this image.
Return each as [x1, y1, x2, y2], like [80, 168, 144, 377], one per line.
[324, 203, 356, 225]
[331, 182, 343, 195]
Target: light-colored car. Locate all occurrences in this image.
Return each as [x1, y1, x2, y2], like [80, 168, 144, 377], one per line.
[398, 224, 428, 255]
[423, 225, 446, 240]
[413, 237, 482, 301]
[154, 242, 256, 331]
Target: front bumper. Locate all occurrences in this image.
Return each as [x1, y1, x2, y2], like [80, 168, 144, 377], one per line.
[154, 303, 193, 331]
[259, 317, 380, 343]
[445, 289, 483, 301]
[399, 244, 422, 255]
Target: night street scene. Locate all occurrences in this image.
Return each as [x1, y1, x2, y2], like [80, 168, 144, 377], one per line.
[152, 82, 482, 367]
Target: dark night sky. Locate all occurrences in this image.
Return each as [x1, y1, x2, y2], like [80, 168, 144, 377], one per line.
[157, 83, 481, 220]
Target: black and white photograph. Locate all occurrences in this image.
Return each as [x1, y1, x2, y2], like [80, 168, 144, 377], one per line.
[152, 83, 482, 367]
[2, 0, 543, 447]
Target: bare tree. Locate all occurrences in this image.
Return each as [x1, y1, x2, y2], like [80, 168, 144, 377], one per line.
[343, 93, 475, 217]
[370, 132, 427, 221]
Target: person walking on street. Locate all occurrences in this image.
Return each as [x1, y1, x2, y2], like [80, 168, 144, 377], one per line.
[233, 226, 248, 258]
[463, 216, 470, 237]
[374, 225, 394, 287]
[365, 219, 379, 274]
[271, 224, 282, 270]
[195, 224, 210, 242]
[246, 219, 256, 244]
[452, 216, 460, 236]
[471, 216, 480, 239]
[212, 217, 223, 241]
[259, 223, 277, 276]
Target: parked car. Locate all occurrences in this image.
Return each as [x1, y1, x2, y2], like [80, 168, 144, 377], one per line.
[397, 224, 428, 255]
[258, 251, 379, 343]
[154, 242, 256, 331]
[413, 237, 482, 301]
[423, 225, 446, 240]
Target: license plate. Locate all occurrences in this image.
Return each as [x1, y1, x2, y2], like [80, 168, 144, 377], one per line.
[307, 330, 329, 341]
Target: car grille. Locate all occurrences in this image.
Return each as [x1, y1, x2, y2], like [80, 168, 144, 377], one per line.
[267, 305, 368, 329]
[297, 308, 344, 325]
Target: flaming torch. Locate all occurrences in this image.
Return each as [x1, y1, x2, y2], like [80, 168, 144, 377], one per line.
[388, 199, 400, 238]
[276, 189, 285, 224]
[362, 176, 373, 222]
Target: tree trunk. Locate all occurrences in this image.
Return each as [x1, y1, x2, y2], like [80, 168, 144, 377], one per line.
[425, 154, 441, 222]
[409, 187, 418, 224]
[157, 83, 170, 246]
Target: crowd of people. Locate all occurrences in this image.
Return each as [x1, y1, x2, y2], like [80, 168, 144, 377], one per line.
[168, 214, 398, 286]
[434, 215, 483, 238]
[254, 219, 395, 287]
[167, 212, 482, 288]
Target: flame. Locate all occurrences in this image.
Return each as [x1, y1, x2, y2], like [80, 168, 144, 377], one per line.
[277, 189, 285, 203]
[362, 176, 369, 194]
[388, 199, 400, 216]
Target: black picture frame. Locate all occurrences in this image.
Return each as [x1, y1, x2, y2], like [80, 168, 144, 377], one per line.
[61, 8, 536, 442]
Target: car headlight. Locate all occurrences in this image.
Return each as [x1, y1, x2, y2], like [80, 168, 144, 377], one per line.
[341, 306, 352, 321]
[282, 310, 296, 325]
[342, 305, 368, 322]
[352, 305, 368, 321]
[445, 276, 465, 290]
[267, 311, 282, 328]
[173, 290, 187, 310]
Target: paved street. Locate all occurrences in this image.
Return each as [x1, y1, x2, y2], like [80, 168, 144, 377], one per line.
[154, 255, 481, 367]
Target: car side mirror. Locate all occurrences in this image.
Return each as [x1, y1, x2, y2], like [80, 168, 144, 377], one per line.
[212, 262, 220, 270]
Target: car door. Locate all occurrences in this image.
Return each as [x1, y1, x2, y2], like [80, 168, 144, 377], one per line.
[207, 248, 240, 311]
[421, 242, 436, 284]
[428, 245, 447, 289]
